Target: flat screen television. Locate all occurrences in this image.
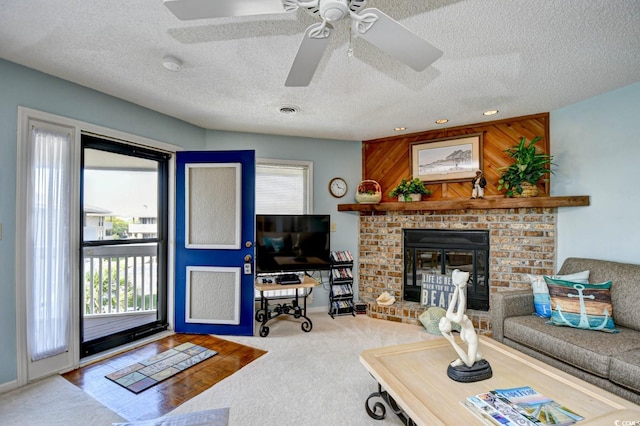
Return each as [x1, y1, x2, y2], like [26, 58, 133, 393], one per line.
[255, 214, 331, 274]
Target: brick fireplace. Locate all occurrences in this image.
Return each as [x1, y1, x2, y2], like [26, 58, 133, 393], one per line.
[358, 207, 559, 334]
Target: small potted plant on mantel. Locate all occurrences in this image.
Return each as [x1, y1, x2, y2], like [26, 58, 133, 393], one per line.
[389, 177, 431, 202]
[497, 136, 555, 197]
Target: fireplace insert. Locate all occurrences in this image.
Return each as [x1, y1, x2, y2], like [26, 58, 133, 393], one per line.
[403, 229, 489, 311]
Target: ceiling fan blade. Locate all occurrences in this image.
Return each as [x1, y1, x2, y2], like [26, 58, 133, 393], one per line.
[163, 0, 288, 21]
[285, 23, 333, 87]
[353, 8, 443, 71]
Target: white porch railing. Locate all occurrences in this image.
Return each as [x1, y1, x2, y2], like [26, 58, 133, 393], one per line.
[83, 243, 158, 315]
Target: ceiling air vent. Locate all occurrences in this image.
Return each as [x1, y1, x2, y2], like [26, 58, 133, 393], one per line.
[279, 106, 299, 115]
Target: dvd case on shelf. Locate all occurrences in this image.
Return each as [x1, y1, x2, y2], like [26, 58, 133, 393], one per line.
[328, 250, 355, 318]
[330, 250, 353, 263]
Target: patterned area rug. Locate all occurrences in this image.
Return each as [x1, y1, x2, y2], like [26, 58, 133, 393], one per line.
[106, 342, 217, 393]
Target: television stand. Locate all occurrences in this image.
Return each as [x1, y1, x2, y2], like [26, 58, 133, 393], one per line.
[254, 275, 318, 337]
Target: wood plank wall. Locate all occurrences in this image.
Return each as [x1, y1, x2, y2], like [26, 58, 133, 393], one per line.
[362, 113, 550, 202]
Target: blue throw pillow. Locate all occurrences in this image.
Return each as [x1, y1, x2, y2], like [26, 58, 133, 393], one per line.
[544, 277, 618, 333]
[527, 270, 589, 318]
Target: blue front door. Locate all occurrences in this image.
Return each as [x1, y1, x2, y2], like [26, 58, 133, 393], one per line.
[174, 150, 255, 335]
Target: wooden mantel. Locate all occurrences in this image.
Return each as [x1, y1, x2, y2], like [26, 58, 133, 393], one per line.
[338, 195, 589, 213]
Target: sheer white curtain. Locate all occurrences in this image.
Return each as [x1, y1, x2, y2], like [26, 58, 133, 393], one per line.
[25, 126, 72, 361]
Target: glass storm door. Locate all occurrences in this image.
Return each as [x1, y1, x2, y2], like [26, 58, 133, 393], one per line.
[175, 151, 255, 335]
[81, 136, 170, 357]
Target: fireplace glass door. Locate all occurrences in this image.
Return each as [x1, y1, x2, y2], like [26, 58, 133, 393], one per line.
[404, 230, 489, 310]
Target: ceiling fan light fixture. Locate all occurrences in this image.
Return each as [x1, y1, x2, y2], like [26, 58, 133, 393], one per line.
[483, 110, 499, 116]
[320, 0, 349, 22]
[435, 119, 448, 124]
[162, 55, 182, 72]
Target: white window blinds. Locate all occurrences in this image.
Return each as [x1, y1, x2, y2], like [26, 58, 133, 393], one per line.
[255, 160, 312, 214]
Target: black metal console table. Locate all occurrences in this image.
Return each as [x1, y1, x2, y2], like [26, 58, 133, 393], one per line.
[254, 275, 318, 337]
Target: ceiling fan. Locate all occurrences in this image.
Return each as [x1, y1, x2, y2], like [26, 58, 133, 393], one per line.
[163, 0, 443, 87]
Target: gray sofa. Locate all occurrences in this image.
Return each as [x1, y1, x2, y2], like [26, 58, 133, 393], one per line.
[491, 257, 640, 404]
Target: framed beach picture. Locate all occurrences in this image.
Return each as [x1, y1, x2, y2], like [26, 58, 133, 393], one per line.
[410, 134, 483, 183]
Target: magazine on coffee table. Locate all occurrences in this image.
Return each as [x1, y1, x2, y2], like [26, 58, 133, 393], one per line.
[463, 386, 584, 426]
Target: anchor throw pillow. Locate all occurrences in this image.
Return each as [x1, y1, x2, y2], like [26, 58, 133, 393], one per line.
[544, 277, 618, 333]
[526, 270, 590, 318]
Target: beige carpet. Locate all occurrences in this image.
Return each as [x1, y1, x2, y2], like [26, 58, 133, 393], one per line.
[0, 311, 441, 425]
[0, 374, 125, 425]
[168, 310, 440, 425]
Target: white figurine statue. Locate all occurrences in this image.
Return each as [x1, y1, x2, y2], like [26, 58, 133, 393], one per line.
[438, 269, 482, 368]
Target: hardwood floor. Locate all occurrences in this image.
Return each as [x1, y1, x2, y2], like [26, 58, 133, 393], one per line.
[63, 333, 266, 422]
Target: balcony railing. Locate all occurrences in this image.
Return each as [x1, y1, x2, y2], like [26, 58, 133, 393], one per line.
[83, 243, 158, 315]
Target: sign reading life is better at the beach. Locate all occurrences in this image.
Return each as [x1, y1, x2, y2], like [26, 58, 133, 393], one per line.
[421, 274, 456, 308]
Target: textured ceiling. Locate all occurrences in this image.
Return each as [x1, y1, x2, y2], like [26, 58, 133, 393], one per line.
[1, 0, 639, 141]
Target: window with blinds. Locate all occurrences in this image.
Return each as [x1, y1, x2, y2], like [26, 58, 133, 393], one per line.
[255, 159, 312, 214]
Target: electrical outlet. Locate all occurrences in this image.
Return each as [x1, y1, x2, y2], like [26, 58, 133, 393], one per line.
[330, 223, 337, 232]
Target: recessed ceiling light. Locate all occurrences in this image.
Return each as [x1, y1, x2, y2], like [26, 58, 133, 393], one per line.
[483, 110, 499, 116]
[435, 119, 449, 124]
[162, 55, 182, 72]
[278, 105, 299, 115]
[394, 127, 406, 131]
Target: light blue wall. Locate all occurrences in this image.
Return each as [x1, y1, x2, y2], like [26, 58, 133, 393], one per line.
[0, 59, 207, 385]
[551, 82, 640, 265]
[205, 130, 362, 310]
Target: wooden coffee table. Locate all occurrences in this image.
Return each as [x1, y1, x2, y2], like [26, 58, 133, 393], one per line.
[360, 336, 640, 425]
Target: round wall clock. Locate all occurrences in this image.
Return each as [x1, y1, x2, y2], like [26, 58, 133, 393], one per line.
[329, 177, 348, 198]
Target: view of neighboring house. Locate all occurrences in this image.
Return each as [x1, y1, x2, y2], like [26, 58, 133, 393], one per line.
[83, 204, 113, 241]
[128, 216, 157, 240]
[84, 205, 158, 241]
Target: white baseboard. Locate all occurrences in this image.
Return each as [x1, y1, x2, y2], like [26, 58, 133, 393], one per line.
[0, 379, 18, 395]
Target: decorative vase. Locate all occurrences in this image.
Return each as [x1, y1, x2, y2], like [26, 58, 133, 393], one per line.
[513, 182, 539, 198]
[355, 180, 382, 204]
[398, 193, 423, 202]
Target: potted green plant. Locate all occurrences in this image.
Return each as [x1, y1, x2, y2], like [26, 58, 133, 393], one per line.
[389, 177, 431, 201]
[497, 136, 555, 197]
